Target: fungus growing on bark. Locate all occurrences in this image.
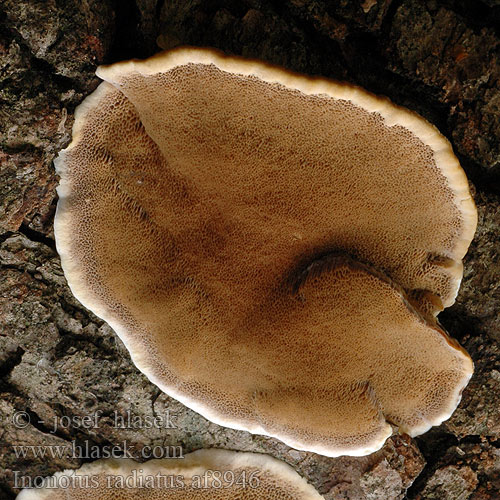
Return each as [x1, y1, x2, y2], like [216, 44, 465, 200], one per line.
[54, 47, 476, 456]
[16, 449, 323, 499]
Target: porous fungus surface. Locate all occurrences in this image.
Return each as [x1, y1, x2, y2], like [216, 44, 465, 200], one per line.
[54, 47, 476, 457]
[16, 449, 323, 499]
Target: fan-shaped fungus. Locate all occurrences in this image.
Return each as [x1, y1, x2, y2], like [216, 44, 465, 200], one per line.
[16, 449, 323, 499]
[54, 47, 476, 456]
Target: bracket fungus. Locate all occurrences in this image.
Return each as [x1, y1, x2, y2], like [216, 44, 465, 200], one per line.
[54, 47, 477, 457]
[16, 449, 323, 499]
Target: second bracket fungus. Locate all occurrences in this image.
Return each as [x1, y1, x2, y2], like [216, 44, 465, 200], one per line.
[55, 47, 477, 457]
[16, 449, 323, 499]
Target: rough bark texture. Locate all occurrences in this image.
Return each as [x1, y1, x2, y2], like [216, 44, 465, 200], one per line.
[0, 1, 499, 499]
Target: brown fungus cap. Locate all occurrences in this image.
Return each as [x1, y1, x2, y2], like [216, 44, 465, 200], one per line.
[16, 449, 323, 499]
[54, 47, 476, 457]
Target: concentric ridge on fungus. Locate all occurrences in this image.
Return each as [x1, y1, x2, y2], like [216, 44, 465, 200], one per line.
[54, 47, 477, 457]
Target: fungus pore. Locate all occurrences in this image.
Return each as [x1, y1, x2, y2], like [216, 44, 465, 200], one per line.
[16, 449, 323, 499]
[55, 47, 477, 457]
